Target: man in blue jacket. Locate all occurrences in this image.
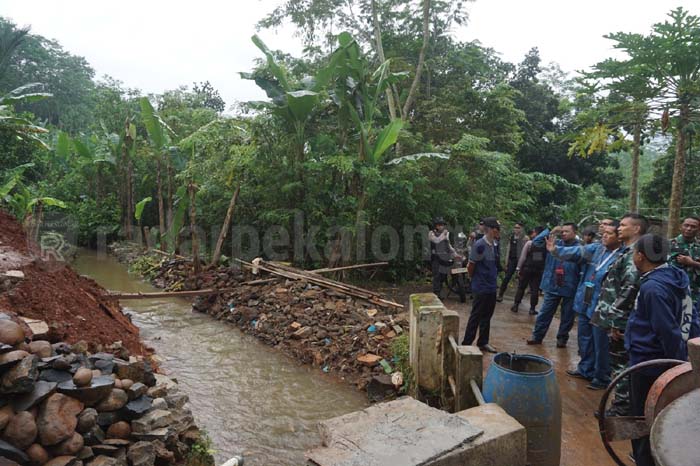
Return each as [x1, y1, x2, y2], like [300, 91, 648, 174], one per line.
[625, 234, 700, 466]
[527, 223, 582, 347]
[545, 222, 622, 389]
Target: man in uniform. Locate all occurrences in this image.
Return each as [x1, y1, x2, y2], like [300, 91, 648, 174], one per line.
[497, 222, 526, 302]
[429, 217, 457, 299]
[669, 216, 700, 305]
[512, 226, 547, 314]
[591, 213, 648, 410]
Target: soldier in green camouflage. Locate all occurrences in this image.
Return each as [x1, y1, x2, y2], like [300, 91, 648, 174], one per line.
[591, 213, 649, 415]
[669, 216, 700, 304]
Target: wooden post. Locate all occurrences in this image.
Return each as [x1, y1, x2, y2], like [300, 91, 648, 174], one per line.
[188, 181, 200, 276]
[211, 183, 240, 267]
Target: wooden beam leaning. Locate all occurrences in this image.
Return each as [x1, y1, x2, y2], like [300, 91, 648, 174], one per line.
[105, 260, 400, 307]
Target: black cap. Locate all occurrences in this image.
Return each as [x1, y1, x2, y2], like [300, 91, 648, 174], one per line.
[433, 216, 446, 226]
[482, 217, 500, 229]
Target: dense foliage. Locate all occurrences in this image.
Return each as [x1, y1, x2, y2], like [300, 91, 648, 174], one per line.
[1, 5, 698, 277]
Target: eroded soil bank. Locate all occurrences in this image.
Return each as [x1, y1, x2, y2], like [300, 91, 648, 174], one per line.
[0, 211, 210, 466]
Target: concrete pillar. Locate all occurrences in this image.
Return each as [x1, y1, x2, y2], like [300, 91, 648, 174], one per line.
[456, 346, 483, 411]
[409, 293, 446, 393]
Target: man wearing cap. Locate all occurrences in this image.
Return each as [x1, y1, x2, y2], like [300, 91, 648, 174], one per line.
[429, 217, 457, 299]
[462, 217, 501, 353]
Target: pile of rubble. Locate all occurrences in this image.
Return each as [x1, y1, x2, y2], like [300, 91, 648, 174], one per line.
[193, 272, 408, 390]
[0, 312, 207, 466]
[110, 244, 408, 392]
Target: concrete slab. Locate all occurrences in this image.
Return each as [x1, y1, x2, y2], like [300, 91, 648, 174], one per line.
[432, 403, 527, 466]
[307, 397, 483, 466]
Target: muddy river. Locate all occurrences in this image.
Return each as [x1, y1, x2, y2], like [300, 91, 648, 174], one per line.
[74, 249, 368, 466]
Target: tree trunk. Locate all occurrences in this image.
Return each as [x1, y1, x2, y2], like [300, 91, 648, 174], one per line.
[32, 201, 43, 244]
[667, 103, 689, 238]
[122, 119, 133, 240]
[188, 182, 201, 276]
[371, 0, 397, 120]
[401, 0, 431, 119]
[211, 183, 241, 267]
[166, 157, 173, 229]
[629, 123, 641, 213]
[127, 158, 134, 240]
[157, 154, 168, 251]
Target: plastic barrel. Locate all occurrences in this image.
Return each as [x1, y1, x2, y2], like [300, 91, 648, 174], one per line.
[483, 353, 562, 466]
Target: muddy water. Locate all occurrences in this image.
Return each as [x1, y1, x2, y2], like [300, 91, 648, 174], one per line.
[74, 250, 368, 466]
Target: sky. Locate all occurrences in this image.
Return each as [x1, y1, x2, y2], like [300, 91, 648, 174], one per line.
[0, 0, 697, 110]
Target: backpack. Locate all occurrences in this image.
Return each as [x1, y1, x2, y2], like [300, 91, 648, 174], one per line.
[525, 242, 547, 271]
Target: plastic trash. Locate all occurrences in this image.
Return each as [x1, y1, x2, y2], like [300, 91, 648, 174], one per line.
[367, 325, 377, 333]
[220, 456, 244, 466]
[322, 365, 329, 373]
[379, 359, 393, 374]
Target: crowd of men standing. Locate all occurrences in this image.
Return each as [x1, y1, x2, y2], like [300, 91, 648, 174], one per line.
[429, 214, 700, 466]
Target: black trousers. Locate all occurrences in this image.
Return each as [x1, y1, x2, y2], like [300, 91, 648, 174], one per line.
[498, 259, 518, 296]
[431, 260, 447, 297]
[462, 292, 497, 346]
[630, 371, 659, 466]
[513, 269, 543, 309]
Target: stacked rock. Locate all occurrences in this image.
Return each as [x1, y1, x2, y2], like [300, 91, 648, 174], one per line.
[0, 313, 205, 466]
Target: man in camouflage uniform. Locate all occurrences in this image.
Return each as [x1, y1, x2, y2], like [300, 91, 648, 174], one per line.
[669, 216, 700, 304]
[591, 213, 649, 414]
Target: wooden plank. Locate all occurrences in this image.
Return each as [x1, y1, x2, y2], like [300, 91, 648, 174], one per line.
[240, 259, 404, 309]
[470, 379, 486, 406]
[310, 262, 389, 274]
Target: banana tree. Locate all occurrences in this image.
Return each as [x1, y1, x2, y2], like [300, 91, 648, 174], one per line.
[140, 97, 176, 251]
[134, 196, 152, 249]
[242, 35, 341, 205]
[329, 32, 407, 222]
[55, 131, 117, 207]
[1, 164, 65, 240]
[0, 83, 51, 149]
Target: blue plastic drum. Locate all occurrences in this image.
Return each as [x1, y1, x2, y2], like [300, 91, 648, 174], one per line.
[483, 353, 562, 466]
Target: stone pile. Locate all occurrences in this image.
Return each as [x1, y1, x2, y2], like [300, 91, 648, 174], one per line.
[110, 243, 408, 392]
[193, 273, 408, 391]
[0, 313, 204, 466]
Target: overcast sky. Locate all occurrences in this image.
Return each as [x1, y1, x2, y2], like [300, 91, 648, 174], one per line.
[0, 0, 696, 110]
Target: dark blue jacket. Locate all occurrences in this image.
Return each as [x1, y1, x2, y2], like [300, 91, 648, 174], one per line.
[625, 265, 700, 375]
[552, 243, 621, 317]
[533, 228, 582, 298]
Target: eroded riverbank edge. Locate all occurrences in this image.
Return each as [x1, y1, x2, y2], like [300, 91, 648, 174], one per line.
[0, 210, 214, 466]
